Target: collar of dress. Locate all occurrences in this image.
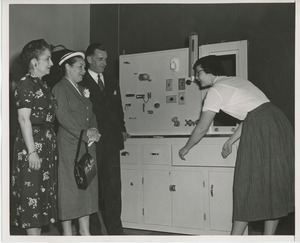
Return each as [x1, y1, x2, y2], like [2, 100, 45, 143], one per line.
[212, 76, 224, 85]
[65, 77, 82, 96]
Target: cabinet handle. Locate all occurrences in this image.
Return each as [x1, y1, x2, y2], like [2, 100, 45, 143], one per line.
[130, 182, 133, 186]
[121, 151, 130, 156]
[210, 185, 214, 197]
[151, 152, 159, 156]
[169, 185, 176, 191]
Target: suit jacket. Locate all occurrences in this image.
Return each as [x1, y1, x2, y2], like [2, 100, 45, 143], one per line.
[52, 77, 99, 219]
[53, 77, 98, 145]
[79, 72, 126, 151]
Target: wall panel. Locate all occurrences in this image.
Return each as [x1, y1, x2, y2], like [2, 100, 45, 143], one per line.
[90, 3, 295, 126]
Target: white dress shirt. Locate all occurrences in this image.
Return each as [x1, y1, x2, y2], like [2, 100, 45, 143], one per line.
[88, 69, 105, 87]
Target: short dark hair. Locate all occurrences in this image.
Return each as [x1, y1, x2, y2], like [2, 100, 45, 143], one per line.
[19, 39, 50, 71]
[193, 55, 226, 76]
[85, 43, 106, 58]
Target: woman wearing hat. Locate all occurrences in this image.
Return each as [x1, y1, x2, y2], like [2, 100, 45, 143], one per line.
[52, 50, 100, 235]
[11, 39, 58, 235]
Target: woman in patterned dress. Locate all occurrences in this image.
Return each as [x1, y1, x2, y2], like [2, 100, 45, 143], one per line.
[179, 55, 294, 235]
[11, 39, 58, 235]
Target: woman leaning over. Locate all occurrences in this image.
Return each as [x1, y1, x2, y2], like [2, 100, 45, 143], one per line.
[52, 50, 100, 235]
[179, 55, 294, 235]
[11, 39, 58, 235]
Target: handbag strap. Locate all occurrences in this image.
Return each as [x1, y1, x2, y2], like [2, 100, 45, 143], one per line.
[74, 130, 89, 164]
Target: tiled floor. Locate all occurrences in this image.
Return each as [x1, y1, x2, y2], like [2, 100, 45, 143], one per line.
[10, 212, 294, 236]
[10, 211, 180, 236]
[10, 225, 179, 236]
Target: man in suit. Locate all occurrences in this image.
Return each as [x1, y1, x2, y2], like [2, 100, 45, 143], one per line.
[79, 43, 128, 235]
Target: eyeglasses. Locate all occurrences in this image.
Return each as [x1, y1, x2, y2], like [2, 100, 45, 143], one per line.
[195, 69, 204, 76]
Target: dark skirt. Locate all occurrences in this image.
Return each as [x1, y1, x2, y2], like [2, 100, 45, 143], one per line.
[233, 102, 294, 222]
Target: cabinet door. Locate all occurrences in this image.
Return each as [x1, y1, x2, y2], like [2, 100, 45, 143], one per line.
[171, 170, 205, 229]
[143, 170, 172, 226]
[208, 170, 234, 232]
[121, 169, 140, 223]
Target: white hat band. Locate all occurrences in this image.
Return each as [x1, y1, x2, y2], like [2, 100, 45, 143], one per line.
[59, 51, 85, 65]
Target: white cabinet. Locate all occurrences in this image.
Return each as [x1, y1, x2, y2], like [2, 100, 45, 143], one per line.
[171, 170, 205, 230]
[208, 169, 234, 232]
[120, 169, 141, 224]
[142, 169, 205, 230]
[143, 170, 172, 226]
[120, 137, 236, 235]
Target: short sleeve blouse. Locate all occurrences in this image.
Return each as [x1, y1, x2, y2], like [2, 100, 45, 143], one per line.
[14, 74, 57, 125]
[202, 76, 270, 120]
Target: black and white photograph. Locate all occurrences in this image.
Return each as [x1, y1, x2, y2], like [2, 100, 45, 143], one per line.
[2, 0, 299, 242]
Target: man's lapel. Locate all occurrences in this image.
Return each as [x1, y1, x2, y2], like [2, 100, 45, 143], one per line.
[87, 72, 104, 94]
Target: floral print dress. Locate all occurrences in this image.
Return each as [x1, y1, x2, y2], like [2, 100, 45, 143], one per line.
[11, 74, 58, 229]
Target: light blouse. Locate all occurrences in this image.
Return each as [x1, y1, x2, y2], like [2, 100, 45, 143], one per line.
[202, 76, 270, 120]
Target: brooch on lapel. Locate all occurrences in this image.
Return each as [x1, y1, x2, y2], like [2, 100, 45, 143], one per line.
[113, 90, 118, 95]
[83, 88, 90, 98]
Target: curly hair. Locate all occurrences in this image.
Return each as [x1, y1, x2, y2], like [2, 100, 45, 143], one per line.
[19, 39, 50, 71]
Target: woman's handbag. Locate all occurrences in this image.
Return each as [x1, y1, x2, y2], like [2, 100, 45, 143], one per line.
[74, 130, 97, 190]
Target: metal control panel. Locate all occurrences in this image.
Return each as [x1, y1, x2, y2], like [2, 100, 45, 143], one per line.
[119, 48, 203, 136]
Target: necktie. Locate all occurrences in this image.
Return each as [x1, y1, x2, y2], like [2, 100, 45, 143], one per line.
[97, 74, 105, 91]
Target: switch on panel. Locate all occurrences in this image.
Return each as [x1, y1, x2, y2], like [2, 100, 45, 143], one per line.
[178, 92, 185, 105]
[166, 79, 173, 91]
[170, 58, 179, 72]
[178, 78, 186, 90]
[166, 95, 177, 103]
